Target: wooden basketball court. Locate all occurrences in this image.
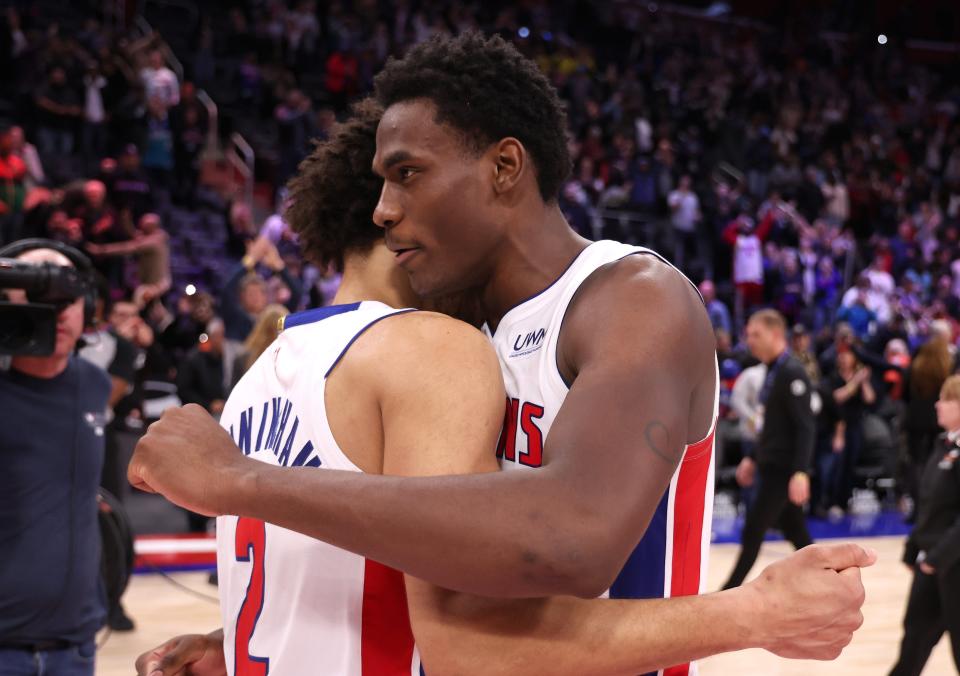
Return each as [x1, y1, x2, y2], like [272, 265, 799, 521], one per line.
[97, 536, 954, 675]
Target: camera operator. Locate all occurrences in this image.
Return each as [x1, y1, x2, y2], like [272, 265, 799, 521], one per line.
[0, 241, 110, 675]
[723, 309, 816, 589]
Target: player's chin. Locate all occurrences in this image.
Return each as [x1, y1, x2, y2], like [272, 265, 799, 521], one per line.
[409, 271, 446, 299]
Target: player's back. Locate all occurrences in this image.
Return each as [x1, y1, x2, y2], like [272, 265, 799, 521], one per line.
[216, 301, 421, 676]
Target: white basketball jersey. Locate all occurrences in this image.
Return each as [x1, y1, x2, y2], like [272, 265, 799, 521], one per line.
[482, 240, 717, 676]
[216, 301, 422, 676]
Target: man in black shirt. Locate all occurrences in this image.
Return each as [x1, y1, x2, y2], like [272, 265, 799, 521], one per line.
[723, 309, 816, 589]
[0, 244, 110, 675]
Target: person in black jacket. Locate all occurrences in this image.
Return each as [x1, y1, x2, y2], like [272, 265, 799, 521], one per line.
[723, 309, 816, 589]
[890, 374, 960, 676]
[175, 317, 227, 419]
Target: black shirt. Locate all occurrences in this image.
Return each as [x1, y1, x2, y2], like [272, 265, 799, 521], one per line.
[905, 434, 960, 571]
[755, 352, 816, 473]
[0, 357, 110, 644]
[828, 372, 869, 424]
[176, 347, 226, 411]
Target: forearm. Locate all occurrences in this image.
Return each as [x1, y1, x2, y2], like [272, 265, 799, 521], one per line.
[97, 240, 139, 256]
[833, 383, 856, 404]
[277, 267, 303, 310]
[225, 462, 616, 597]
[414, 588, 756, 675]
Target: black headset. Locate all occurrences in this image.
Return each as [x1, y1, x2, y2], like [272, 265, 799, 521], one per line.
[0, 238, 99, 329]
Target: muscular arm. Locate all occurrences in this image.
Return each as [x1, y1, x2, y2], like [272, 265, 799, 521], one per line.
[132, 257, 716, 597]
[377, 310, 822, 675]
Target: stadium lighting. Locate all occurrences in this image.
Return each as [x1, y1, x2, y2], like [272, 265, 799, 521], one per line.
[185, 283, 197, 296]
[518, 26, 530, 39]
[877, 34, 888, 45]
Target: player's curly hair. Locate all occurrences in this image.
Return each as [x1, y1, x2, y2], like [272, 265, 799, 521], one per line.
[284, 98, 383, 272]
[374, 31, 571, 203]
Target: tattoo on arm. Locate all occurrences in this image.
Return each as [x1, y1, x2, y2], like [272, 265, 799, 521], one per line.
[644, 421, 681, 467]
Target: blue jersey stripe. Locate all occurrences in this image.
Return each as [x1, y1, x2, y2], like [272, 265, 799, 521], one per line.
[282, 302, 361, 330]
[610, 489, 669, 676]
[609, 489, 669, 601]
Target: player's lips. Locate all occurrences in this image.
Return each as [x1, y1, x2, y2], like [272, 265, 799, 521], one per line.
[388, 242, 422, 266]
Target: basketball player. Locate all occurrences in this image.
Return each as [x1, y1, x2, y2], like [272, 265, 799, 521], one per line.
[133, 34, 874, 674]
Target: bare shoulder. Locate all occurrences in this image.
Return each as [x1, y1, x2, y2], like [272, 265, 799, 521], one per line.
[338, 310, 503, 394]
[560, 253, 715, 376]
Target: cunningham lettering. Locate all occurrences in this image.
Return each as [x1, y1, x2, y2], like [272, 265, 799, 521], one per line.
[227, 396, 321, 468]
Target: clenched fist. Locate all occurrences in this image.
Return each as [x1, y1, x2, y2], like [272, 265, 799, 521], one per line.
[744, 543, 876, 660]
[135, 630, 225, 676]
[128, 404, 253, 516]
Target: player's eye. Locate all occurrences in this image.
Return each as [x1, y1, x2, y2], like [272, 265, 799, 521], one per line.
[398, 167, 417, 181]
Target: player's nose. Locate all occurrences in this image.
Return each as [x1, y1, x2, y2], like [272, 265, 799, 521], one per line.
[373, 183, 402, 230]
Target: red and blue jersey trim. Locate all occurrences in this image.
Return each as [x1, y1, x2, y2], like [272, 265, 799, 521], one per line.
[610, 426, 714, 676]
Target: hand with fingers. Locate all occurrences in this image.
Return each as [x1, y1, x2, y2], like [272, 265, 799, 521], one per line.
[127, 404, 250, 517]
[135, 630, 225, 676]
[743, 543, 876, 661]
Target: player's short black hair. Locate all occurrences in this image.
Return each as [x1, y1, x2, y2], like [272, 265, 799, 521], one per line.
[284, 98, 383, 272]
[374, 31, 571, 203]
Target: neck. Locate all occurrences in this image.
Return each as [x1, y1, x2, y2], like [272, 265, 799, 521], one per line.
[767, 344, 788, 364]
[332, 245, 419, 309]
[12, 353, 70, 379]
[480, 203, 589, 331]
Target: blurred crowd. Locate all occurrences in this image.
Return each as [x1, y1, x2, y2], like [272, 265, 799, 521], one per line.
[1, 0, 959, 519]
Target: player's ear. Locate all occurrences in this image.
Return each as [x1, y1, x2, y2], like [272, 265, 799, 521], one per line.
[491, 138, 525, 195]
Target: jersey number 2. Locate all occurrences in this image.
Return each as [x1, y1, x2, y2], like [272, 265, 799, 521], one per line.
[235, 517, 269, 675]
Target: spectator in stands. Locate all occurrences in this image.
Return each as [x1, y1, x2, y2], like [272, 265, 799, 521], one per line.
[796, 166, 825, 223]
[668, 174, 702, 275]
[0, 127, 27, 244]
[142, 96, 175, 192]
[821, 172, 849, 227]
[837, 279, 878, 341]
[724, 207, 770, 320]
[156, 290, 214, 370]
[171, 84, 207, 206]
[902, 337, 956, 516]
[224, 200, 258, 261]
[8, 126, 44, 190]
[230, 304, 288, 391]
[176, 316, 227, 418]
[814, 255, 843, 330]
[221, 239, 302, 343]
[85, 212, 171, 308]
[35, 66, 82, 180]
[275, 88, 312, 185]
[82, 61, 108, 170]
[698, 279, 731, 336]
[109, 145, 154, 218]
[827, 350, 877, 516]
[174, 315, 227, 533]
[731, 361, 767, 461]
[791, 324, 821, 385]
[139, 49, 179, 111]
